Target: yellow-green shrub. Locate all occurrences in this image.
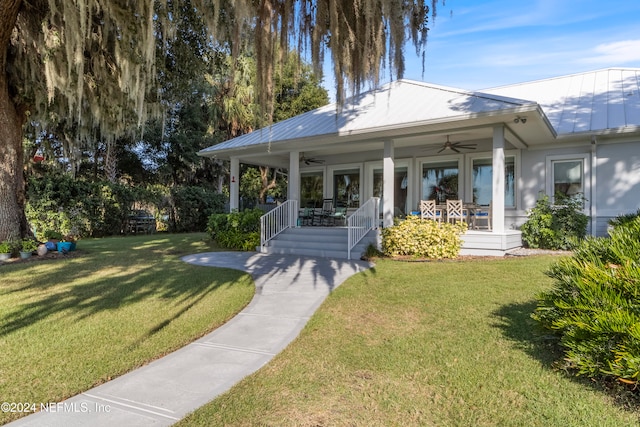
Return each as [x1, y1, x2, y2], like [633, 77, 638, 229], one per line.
[381, 215, 467, 259]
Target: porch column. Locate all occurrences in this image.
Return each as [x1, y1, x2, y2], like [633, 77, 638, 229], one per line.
[383, 140, 395, 227]
[230, 157, 240, 212]
[288, 150, 300, 203]
[492, 125, 505, 233]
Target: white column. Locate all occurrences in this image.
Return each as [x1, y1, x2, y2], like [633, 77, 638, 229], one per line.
[230, 157, 240, 212]
[492, 126, 505, 233]
[383, 140, 395, 227]
[288, 151, 300, 203]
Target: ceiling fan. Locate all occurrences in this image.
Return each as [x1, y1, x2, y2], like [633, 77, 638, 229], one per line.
[434, 135, 477, 153]
[300, 153, 325, 165]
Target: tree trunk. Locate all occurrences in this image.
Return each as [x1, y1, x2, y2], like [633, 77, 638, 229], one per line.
[0, 0, 30, 242]
[258, 166, 277, 203]
[104, 140, 118, 183]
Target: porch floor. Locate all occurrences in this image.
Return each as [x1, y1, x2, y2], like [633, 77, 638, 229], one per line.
[284, 226, 522, 258]
[459, 229, 522, 257]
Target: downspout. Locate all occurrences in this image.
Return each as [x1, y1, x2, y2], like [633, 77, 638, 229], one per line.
[590, 135, 597, 236]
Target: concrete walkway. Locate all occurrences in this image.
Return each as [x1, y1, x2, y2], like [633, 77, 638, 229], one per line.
[10, 252, 372, 427]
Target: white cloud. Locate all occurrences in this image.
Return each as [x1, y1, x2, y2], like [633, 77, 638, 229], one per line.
[580, 40, 640, 65]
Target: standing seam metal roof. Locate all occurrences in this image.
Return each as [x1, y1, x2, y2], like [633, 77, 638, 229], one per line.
[199, 79, 535, 154]
[484, 68, 640, 135]
[199, 68, 640, 156]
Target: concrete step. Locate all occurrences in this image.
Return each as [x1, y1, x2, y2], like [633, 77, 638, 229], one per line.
[263, 227, 379, 260]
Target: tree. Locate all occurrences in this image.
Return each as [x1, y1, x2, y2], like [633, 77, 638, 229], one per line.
[1, 0, 437, 241]
[2, 0, 159, 241]
[207, 49, 330, 203]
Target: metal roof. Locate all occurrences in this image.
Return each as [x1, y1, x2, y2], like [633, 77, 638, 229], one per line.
[199, 68, 640, 158]
[484, 68, 640, 136]
[198, 80, 535, 156]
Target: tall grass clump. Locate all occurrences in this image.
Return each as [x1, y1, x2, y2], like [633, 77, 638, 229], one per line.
[533, 215, 640, 385]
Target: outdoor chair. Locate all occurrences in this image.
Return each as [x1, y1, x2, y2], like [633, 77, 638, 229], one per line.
[299, 206, 314, 226]
[314, 198, 334, 226]
[472, 202, 492, 230]
[446, 199, 468, 224]
[330, 205, 348, 226]
[419, 200, 443, 222]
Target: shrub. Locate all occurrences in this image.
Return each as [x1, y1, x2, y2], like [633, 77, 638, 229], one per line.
[608, 208, 640, 229]
[26, 174, 157, 238]
[169, 186, 227, 233]
[532, 216, 640, 384]
[520, 194, 588, 250]
[381, 215, 467, 259]
[207, 209, 263, 251]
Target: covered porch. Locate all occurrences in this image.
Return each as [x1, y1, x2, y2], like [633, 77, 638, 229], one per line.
[199, 80, 559, 258]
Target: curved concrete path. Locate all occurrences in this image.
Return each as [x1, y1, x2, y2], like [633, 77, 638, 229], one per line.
[10, 252, 372, 426]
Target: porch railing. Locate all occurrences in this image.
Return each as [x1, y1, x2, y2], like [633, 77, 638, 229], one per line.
[347, 197, 379, 260]
[260, 199, 298, 251]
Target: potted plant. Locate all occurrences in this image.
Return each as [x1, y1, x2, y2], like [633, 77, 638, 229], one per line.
[43, 230, 63, 251]
[64, 234, 78, 251]
[58, 235, 78, 253]
[20, 238, 38, 259]
[0, 241, 11, 261]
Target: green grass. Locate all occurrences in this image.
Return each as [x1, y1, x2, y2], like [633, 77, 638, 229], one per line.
[178, 256, 640, 427]
[0, 233, 254, 425]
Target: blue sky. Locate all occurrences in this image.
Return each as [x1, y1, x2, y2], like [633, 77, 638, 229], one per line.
[322, 0, 640, 96]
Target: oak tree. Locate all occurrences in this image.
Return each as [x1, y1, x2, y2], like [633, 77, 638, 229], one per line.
[1, 0, 436, 241]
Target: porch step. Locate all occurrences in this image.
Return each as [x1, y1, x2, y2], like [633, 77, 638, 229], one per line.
[262, 227, 378, 260]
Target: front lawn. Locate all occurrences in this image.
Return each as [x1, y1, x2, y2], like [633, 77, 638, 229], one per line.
[179, 256, 639, 426]
[0, 233, 254, 425]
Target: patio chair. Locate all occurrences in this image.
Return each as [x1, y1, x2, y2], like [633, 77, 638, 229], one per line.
[419, 200, 443, 222]
[299, 206, 314, 226]
[314, 198, 334, 226]
[472, 203, 492, 230]
[330, 205, 348, 226]
[446, 199, 468, 224]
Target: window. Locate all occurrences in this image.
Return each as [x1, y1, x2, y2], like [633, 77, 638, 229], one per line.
[552, 160, 583, 199]
[300, 171, 323, 208]
[472, 157, 515, 207]
[422, 161, 458, 203]
[333, 168, 360, 208]
[546, 154, 589, 207]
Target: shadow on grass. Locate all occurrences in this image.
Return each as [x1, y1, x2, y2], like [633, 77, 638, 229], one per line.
[0, 260, 239, 339]
[0, 235, 248, 340]
[492, 301, 640, 413]
[1, 234, 374, 342]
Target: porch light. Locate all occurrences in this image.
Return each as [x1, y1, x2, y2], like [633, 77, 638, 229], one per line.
[513, 116, 527, 124]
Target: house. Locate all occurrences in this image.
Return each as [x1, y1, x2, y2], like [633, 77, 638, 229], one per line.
[198, 68, 640, 258]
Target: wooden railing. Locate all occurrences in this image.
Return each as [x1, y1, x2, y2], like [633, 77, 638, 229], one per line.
[347, 197, 379, 260]
[260, 200, 298, 251]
